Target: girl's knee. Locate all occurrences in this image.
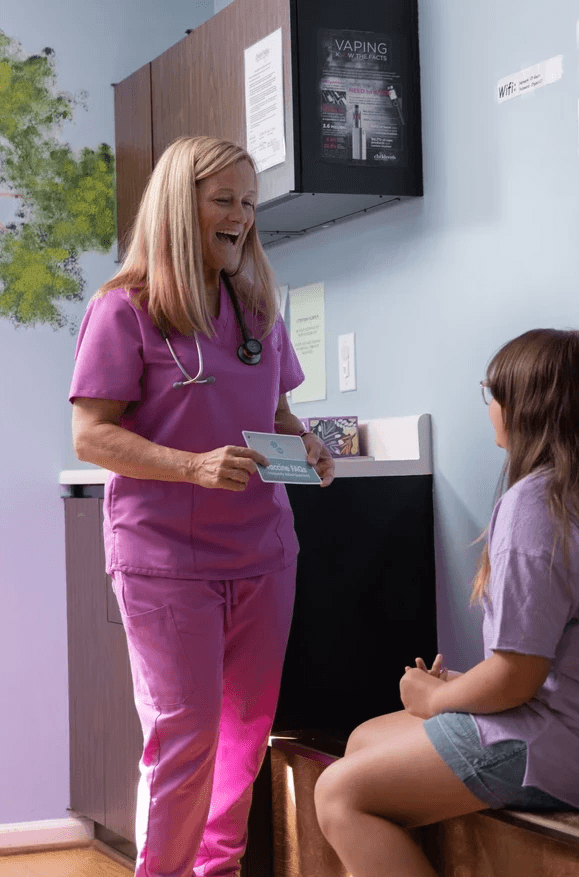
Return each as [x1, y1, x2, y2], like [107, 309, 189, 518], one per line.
[314, 763, 351, 835]
[344, 720, 374, 755]
[345, 711, 419, 756]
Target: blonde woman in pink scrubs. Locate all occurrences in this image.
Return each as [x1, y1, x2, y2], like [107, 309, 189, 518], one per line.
[69, 136, 334, 877]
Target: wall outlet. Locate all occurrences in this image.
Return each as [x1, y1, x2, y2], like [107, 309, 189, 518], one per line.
[338, 333, 356, 392]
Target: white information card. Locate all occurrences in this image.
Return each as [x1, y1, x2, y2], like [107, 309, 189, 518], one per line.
[243, 431, 321, 485]
[244, 28, 286, 173]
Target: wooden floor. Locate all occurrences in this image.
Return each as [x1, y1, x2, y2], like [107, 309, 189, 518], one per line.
[0, 844, 133, 875]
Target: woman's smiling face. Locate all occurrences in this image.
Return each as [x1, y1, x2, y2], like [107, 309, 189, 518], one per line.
[196, 159, 257, 292]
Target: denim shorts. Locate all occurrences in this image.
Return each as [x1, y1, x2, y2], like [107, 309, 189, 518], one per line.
[423, 711, 576, 810]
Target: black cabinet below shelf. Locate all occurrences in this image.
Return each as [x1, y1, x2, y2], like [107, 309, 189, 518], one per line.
[276, 474, 436, 738]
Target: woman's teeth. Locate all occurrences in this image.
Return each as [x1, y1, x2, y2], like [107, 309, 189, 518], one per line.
[216, 232, 239, 245]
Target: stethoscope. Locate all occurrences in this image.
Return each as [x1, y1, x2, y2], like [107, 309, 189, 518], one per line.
[160, 272, 263, 388]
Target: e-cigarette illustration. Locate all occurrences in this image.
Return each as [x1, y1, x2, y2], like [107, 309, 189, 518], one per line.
[351, 104, 367, 160]
[387, 87, 404, 125]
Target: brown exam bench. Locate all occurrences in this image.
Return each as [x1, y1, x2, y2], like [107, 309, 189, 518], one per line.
[269, 735, 579, 877]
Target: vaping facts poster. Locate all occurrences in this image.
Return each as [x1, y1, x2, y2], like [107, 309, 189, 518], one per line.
[318, 28, 406, 167]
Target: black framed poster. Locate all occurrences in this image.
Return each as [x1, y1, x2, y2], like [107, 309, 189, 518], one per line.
[318, 29, 406, 168]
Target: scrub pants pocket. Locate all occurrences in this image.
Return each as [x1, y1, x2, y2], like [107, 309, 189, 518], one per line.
[112, 576, 196, 708]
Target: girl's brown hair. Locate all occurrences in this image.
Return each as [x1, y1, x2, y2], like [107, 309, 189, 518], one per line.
[471, 329, 579, 603]
[95, 135, 279, 338]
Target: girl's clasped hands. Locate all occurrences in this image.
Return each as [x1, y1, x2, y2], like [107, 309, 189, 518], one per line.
[400, 654, 450, 720]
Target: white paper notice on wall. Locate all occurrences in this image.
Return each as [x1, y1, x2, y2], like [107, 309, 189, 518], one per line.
[497, 55, 563, 103]
[244, 28, 286, 173]
[289, 283, 326, 404]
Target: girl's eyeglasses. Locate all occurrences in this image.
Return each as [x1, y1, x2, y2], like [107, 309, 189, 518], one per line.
[480, 380, 493, 406]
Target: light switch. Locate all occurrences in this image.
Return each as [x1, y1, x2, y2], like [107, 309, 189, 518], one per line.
[338, 333, 356, 392]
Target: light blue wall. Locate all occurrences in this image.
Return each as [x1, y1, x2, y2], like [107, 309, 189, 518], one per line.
[0, 0, 214, 824]
[2, 0, 579, 827]
[265, 1, 579, 671]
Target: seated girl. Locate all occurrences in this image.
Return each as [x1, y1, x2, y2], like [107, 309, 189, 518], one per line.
[314, 328, 579, 877]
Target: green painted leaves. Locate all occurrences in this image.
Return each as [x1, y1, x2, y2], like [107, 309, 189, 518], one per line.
[0, 32, 116, 328]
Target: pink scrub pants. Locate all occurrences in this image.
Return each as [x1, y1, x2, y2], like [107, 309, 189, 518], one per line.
[111, 562, 297, 877]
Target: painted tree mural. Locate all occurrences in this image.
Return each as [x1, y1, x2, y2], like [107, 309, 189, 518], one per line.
[0, 31, 116, 328]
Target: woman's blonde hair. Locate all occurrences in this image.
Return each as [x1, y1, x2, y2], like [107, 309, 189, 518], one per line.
[96, 135, 278, 337]
[471, 329, 579, 603]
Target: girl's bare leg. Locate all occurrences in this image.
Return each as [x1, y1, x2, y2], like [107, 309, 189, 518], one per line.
[314, 710, 488, 877]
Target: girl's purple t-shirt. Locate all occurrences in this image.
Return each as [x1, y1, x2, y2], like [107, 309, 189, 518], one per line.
[471, 470, 579, 808]
[69, 284, 305, 580]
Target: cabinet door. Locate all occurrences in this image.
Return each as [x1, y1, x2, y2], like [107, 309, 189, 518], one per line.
[65, 498, 142, 844]
[150, 0, 295, 205]
[65, 498, 107, 825]
[113, 63, 153, 260]
[103, 575, 142, 843]
[277, 475, 437, 737]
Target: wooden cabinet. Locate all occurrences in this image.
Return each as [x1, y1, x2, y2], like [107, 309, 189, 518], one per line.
[65, 499, 108, 828]
[102, 579, 143, 842]
[149, 0, 295, 212]
[65, 499, 141, 849]
[113, 63, 153, 259]
[114, 0, 423, 253]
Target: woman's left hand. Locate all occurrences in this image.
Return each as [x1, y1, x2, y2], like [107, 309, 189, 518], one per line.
[399, 667, 445, 719]
[303, 433, 335, 487]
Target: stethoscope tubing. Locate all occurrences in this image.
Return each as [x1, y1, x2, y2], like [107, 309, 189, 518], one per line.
[165, 332, 214, 387]
[161, 272, 262, 388]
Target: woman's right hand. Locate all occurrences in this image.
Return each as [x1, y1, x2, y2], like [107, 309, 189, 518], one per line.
[192, 446, 270, 491]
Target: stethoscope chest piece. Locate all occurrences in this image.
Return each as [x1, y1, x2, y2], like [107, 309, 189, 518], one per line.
[238, 338, 262, 365]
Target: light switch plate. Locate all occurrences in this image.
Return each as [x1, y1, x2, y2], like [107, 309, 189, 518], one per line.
[338, 333, 356, 392]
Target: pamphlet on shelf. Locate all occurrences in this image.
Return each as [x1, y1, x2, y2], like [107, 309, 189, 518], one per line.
[300, 415, 359, 457]
[243, 431, 322, 485]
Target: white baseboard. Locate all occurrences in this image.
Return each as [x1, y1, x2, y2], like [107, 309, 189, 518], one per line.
[0, 816, 94, 851]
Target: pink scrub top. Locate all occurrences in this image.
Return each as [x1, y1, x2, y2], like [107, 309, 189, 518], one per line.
[69, 282, 305, 580]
